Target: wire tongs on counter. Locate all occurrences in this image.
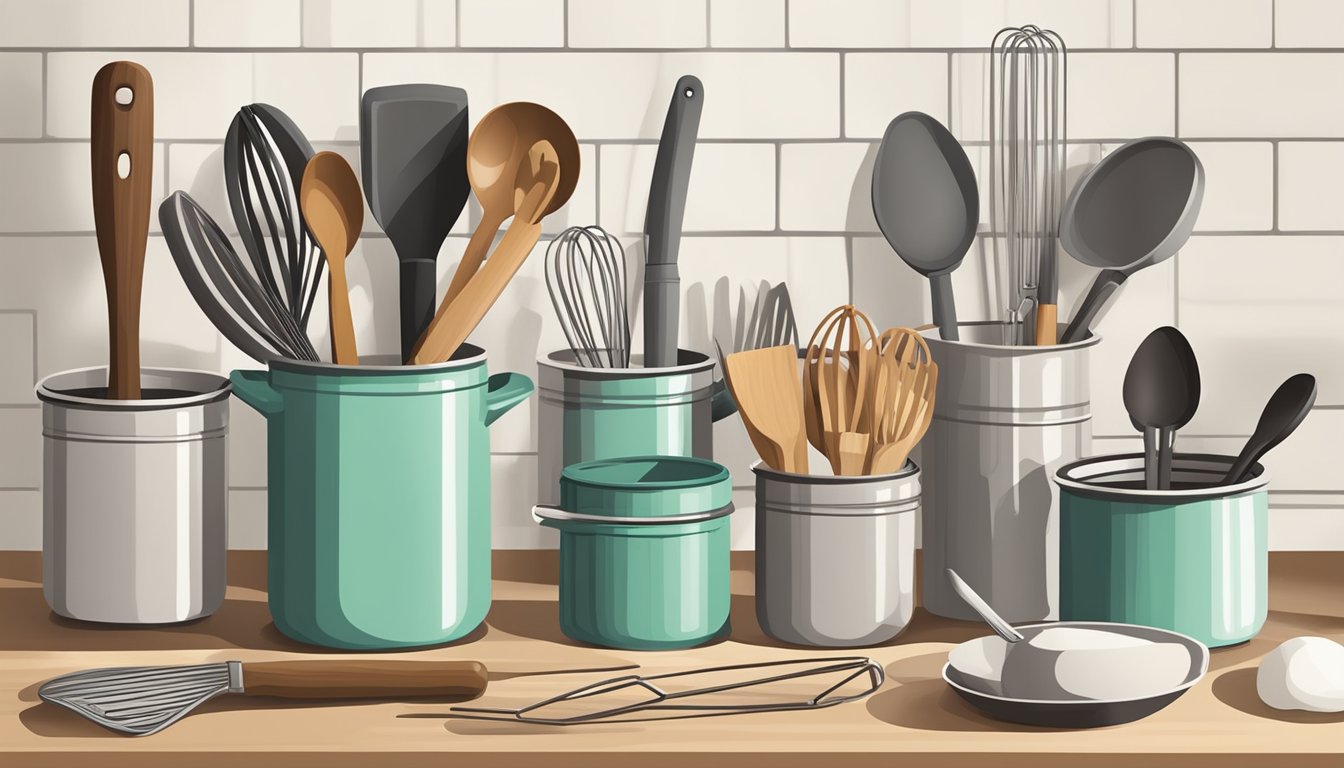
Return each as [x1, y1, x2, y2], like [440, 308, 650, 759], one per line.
[451, 657, 884, 725]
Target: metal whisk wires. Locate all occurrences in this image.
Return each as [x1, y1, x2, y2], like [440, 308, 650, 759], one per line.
[990, 25, 1067, 346]
[545, 225, 632, 368]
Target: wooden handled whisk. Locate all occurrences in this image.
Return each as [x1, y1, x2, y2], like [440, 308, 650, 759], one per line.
[804, 305, 878, 476]
[868, 327, 937, 475]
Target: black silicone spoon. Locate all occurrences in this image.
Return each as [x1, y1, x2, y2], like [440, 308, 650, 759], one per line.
[1224, 374, 1317, 485]
[1123, 327, 1200, 490]
[872, 112, 978, 341]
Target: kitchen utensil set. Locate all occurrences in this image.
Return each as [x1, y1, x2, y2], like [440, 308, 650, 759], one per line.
[170, 91, 580, 368]
[989, 25, 1066, 346]
[361, 84, 471, 361]
[545, 225, 631, 368]
[644, 75, 703, 367]
[872, 112, 978, 342]
[40, 660, 490, 736]
[1121, 327, 1313, 489]
[92, 61, 154, 399]
[725, 305, 936, 478]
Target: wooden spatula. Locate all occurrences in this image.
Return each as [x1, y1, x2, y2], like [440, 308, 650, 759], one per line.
[723, 345, 808, 474]
[92, 61, 154, 399]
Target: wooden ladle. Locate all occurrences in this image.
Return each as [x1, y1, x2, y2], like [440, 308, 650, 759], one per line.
[300, 151, 364, 365]
[438, 102, 581, 311]
[411, 137, 570, 364]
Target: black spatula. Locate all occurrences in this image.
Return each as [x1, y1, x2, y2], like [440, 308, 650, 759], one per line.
[361, 84, 470, 361]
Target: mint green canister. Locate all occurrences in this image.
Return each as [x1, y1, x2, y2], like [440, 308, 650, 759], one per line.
[533, 456, 733, 650]
[1057, 453, 1268, 648]
[536, 350, 737, 506]
[230, 345, 533, 649]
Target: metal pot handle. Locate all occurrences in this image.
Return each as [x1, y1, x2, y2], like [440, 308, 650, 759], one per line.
[532, 503, 734, 526]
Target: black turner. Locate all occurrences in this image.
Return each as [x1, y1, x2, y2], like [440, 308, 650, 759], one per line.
[361, 84, 470, 361]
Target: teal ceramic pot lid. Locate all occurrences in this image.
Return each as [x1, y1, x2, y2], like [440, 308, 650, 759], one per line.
[560, 455, 732, 518]
[1055, 452, 1268, 505]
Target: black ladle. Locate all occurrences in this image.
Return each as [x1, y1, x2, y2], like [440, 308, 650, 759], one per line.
[1123, 327, 1200, 490]
[1224, 374, 1317, 485]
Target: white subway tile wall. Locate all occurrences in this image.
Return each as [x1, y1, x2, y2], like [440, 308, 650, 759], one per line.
[1, 0, 1341, 550]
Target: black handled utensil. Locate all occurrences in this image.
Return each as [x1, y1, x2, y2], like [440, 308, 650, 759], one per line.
[1123, 327, 1200, 490]
[872, 111, 978, 342]
[644, 75, 703, 368]
[1224, 374, 1316, 485]
[361, 84, 470, 362]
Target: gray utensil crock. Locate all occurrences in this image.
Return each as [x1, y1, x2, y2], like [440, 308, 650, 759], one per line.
[753, 461, 920, 647]
[37, 366, 231, 624]
[536, 349, 735, 505]
[920, 322, 1099, 623]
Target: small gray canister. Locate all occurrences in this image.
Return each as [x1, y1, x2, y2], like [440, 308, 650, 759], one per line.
[38, 366, 231, 624]
[753, 461, 920, 647]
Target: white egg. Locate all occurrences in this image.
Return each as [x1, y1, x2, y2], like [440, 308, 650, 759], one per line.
[1257, 636, 1344, 713]
[1001, 627, 1193, 701]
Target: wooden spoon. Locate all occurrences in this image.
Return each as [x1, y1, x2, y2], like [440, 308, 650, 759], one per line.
[410, 138, 570, 364]
[300, 151, 364, 365]
[439, 103, 581, 311]
[724, 345, 809, 474]
[91, 61, 154, 399]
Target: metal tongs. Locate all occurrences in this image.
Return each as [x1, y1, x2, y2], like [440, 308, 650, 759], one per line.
[452, 657, 883, 725]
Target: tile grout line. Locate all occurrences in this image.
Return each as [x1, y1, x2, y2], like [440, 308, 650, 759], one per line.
[40, 51, 47, 138]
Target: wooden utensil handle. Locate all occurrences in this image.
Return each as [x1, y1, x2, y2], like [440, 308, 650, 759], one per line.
[1035, 304, 1058, 346]
[241, 660, 488, 700]
[91, 61, 154, 399]
[409, 213, 501, 362]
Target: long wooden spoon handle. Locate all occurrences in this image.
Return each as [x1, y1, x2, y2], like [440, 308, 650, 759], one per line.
[441, 209, 506, 310]
[241, 660, 488, 700]
[327, 263, 359, 364]
[92, 61, 154, 399]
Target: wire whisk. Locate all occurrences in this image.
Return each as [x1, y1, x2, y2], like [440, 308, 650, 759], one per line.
[990, 25, 1067, 346]
[545, 225, 631, 368]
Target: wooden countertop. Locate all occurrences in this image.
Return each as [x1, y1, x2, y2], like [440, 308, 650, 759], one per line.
[2, 550, 1342, 767]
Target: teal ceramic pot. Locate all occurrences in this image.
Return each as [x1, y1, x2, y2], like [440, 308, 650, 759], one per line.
[230, 345, 533, 650]
[535, 349, 737, 506]
[1057, 453, 1268, 648]
[534, 456, 733, 650]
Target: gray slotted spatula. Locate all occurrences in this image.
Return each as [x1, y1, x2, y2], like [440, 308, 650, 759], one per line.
[361, 84, 471, 362]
